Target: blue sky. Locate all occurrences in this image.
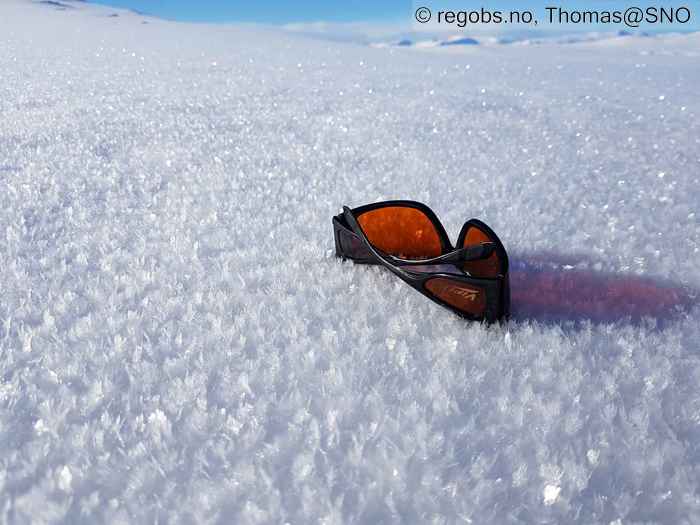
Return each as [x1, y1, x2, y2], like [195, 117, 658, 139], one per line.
[87, 0, 410, 23]
[86, 0, 698, 32]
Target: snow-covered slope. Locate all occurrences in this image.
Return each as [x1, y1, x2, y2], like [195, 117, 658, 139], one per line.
[1, 1, 699, 523]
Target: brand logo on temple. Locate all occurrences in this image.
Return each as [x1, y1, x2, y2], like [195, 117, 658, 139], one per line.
[444, 285, 479, 301]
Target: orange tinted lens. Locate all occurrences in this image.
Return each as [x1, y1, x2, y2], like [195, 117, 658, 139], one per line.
[463, 226, 501, 278]
[425, 278, 486, 316]
[357, 206, 442, 259]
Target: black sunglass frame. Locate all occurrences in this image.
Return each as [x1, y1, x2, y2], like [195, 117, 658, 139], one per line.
[332, 200, 510, 323]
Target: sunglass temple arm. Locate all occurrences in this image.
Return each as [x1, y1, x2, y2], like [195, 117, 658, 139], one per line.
[385, 243, 495, 266]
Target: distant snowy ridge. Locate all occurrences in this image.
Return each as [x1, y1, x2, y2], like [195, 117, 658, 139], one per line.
[370, 29, 700, 49]
[32, 0, 150, 20]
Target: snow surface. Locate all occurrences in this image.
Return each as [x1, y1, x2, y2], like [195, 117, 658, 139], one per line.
[1, 1, 700, 523]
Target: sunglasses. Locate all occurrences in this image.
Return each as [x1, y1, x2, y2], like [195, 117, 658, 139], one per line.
[332, 200, 510, 323]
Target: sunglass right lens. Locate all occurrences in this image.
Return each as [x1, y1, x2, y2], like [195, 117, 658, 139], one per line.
[357, 206, 443, 259]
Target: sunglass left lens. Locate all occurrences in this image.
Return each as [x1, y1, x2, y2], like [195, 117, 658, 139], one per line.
[462, 225, 502, 278]
[424, 277, 486, 317]
[357, 206, 442, 259]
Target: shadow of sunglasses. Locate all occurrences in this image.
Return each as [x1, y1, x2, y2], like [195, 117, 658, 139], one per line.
[510, 252, 696, 329]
